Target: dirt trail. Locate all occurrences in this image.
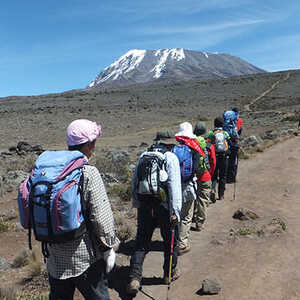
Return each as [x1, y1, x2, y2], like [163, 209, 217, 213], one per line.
[109, 135, 300, 300]
[244, 72, 290, 112]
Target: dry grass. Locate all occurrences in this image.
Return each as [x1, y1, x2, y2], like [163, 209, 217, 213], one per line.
[27, 250, 44, 279]
[12, 249, 31, 268]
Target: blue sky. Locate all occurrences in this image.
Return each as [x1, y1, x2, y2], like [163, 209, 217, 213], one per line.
[1, 0, 299, 97]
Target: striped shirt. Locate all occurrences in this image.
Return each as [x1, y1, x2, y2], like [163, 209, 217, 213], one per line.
[47, 164, 119, 279]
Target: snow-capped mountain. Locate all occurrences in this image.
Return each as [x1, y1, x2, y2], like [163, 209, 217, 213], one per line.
[88, 48, 265, 88]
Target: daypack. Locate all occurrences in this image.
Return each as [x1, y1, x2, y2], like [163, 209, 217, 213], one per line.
[17, 150, 88, 251]
[212, 129, 228, 153]
[196, 137, 211, 175]
[223, 110, 239, 140]
[172, 144, 194, 182]
[136, 146, 168, 201]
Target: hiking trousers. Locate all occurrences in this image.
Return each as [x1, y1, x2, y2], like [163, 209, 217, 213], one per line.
[212, 154, 227, 198]
[193, 181, 211, 225]
[129, 198, 179, 282]
[48, 260, 109, 300]
[178, 198, 194, 249]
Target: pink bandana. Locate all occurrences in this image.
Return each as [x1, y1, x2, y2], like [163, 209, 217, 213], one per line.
[66, 119, 102, 146]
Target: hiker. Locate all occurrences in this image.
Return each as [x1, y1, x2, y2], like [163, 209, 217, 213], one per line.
[173, 122, 202, 254]
[193, 121, 216, 229]
[127, 131, 182, 295]
[233, 107, 243, 136]
[207, 117, 230, 201]
[18, 119, 119, 300]
[223, 109, 240, 184]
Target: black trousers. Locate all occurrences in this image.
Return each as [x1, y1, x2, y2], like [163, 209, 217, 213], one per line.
[129, 197, 179, 282]
[49, 260, 109, 300]
[212, 153, 227, 198]
[227, 148, 238, 183]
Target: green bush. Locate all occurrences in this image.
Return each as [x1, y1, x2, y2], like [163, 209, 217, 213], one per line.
[0, 220, 10, 233]
[108, 183, 131, 202]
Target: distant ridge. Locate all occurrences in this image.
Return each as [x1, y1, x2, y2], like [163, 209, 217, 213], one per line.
[88, 48, 265, 88]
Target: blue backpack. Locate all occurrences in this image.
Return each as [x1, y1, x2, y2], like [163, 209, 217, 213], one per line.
[18, 150, 88, 252]
[172, 144, 194, 182]
[223, 110, 239, 140]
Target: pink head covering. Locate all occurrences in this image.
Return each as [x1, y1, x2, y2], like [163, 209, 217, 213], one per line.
[66, 119, 102, 146]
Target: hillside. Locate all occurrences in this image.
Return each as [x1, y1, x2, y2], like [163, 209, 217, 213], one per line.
[0, 69, 300, 154]
[0, 67, 299, 299]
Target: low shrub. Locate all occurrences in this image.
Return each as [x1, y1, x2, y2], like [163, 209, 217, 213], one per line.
[12, 249, 30, 268]
[108, 183, 131, 202]
[0, 220, 10, 233]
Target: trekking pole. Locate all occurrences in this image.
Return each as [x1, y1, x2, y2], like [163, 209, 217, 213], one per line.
[233, 151, 239, 201]
[166, 228, 175, 300]
[233, 181, 236, 201]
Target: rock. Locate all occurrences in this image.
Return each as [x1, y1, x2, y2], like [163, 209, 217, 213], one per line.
[16, 141, 32, 153]
[139, 142, 148, 148]
[233, 208, 259, 220]
[241, 135, 262, 148]
[200, 277, 221, 295]
[0, 257, 10, 271]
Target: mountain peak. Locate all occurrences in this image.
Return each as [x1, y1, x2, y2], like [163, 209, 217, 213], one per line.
[88, 48, 265, 88]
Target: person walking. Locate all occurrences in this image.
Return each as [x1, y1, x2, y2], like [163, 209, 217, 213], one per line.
[31, 119, 119, 300]
[223, 108, 240, 183]
[193, 122, 216, 230]
[127, 131, 182, 295]
[207, 117, 230, 201]
[173, 122, 200, 255]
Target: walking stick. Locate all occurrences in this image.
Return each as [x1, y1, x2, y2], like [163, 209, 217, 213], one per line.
[166, 228, 175, 300]
[233, 150, 239, 201]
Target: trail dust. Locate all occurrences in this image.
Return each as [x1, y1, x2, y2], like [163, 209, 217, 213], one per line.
[108, 135, 300, 300]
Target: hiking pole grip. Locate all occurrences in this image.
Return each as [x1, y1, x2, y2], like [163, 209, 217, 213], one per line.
[168, 229, 175, 284]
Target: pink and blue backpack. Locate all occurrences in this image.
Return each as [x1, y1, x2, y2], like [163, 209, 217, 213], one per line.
[17, 150, 88, 255]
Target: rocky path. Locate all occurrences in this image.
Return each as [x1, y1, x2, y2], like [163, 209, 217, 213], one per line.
[244, 72, 290, 112]
[109, 135, 300, 300]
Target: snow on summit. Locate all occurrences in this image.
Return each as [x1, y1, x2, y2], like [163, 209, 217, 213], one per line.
[152, 48, 185, 78]
[88, 48, 265, 88]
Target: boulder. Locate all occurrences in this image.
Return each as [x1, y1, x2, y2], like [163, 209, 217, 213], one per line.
[200, 277, 221, 295]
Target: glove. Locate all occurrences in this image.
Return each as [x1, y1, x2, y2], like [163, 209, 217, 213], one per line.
[170, 214, 178, 229]
[103, 248, 116, 273]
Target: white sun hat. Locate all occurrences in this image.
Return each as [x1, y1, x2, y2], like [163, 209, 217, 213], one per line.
[175, 122, 196, 139]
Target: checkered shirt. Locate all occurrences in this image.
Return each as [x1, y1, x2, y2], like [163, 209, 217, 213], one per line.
[46, 165, 119, 279]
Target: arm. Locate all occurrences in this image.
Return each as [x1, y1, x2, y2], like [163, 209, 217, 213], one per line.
[209, 144, 216, 177]
[84, 166, 119, 249]
[131, 158, 140, 208]
[165, 152, 182, 222]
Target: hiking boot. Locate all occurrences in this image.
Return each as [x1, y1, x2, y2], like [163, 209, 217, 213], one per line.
[210, 192, 216, 203]
[127, 279, 140, 295]
[178, 244, 191, 256]
[163, 267, 181, 284]
[195, 222, 204, 232]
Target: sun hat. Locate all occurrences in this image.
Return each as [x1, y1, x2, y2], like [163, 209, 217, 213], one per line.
[194, 121, 207, 136]
[175, 122, 196, 139]
[66, 119, 102, 146]
[153, 131, 174, 141]
[214, 117, 224, 128]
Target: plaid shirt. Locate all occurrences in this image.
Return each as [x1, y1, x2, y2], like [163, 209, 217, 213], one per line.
[47, 165, 119, 279]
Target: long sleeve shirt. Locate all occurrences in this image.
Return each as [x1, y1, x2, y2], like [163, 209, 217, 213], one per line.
[47, 164, 119, 279]
[131, 150, 182, 222]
